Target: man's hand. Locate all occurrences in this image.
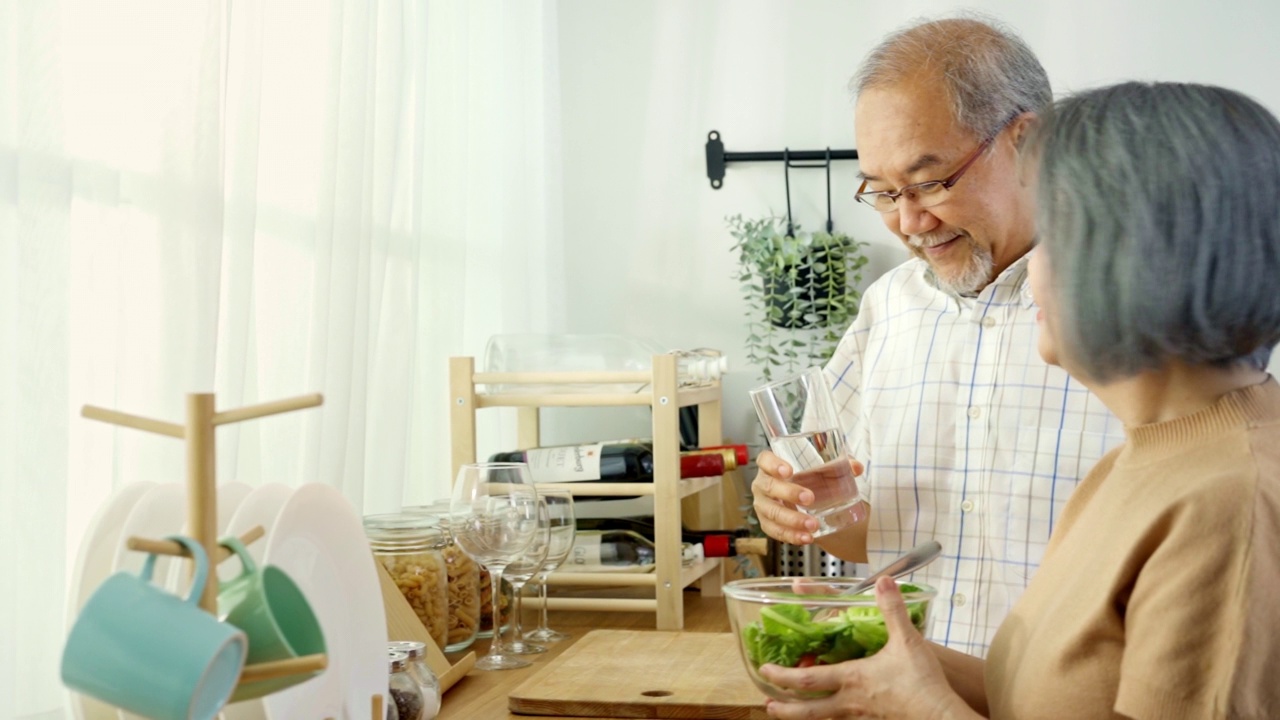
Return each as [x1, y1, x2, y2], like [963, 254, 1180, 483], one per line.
[759, 577, 979, 720]
[751, 450, 863, 546]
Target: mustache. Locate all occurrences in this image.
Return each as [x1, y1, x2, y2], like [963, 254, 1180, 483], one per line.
[908, 231, 965, 249]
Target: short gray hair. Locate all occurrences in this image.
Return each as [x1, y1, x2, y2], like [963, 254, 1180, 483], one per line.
[1034, 82, 1280, 381]
[851, 14, 1051, 140]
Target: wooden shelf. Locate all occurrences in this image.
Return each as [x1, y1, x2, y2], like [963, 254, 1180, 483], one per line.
[448, 354, 726, 630]
[525, 596, 658, 613]
[528, 475, 721, 499]
[680, 556, 724, 589]
[543, 557, 724, 590]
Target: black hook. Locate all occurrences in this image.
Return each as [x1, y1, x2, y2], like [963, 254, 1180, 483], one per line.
[825, 147, 834, 234]
[783, 148, 795, 237]
[782, 149, 835, 237]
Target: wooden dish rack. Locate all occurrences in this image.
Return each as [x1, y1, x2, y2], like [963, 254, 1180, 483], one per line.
[81, 391, 474, 720]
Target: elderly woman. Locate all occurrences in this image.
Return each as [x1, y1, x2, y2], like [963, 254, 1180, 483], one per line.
[761, 81, 1280, 719]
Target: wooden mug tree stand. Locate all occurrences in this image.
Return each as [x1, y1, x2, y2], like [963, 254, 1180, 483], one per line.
[81, 391, 474, 719]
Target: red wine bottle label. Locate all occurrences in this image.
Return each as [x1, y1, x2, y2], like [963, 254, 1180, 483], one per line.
[523, 443, 605, 483]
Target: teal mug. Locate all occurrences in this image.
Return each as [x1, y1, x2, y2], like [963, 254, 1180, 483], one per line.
[218, 536, 326, 701]
[62, 535, 247, 720]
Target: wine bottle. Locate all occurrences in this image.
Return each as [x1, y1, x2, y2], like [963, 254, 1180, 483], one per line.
[488, 443, 653, 483]
[487, 442, 733, 483]
[700, 444, 750, 467]
[613, 439, 749, 468]
[576, 517, 770, 558]
[558, 530, 701, 573]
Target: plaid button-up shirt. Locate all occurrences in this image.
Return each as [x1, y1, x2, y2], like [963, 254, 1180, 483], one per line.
[826, 250, 1122, 655]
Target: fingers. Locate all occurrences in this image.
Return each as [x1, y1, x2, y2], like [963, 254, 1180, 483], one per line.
[874, 576, 915, 639]
[789, 577, 841, 596]
[760, 662, 842, 695]
[765, 696, 845, 720]
[753, 471, 814, 508]
[755, 450, 793, 479]
[752, 450, 822, 545]
[849, 458, 865, 477]
[753, 494, 818, 545]
[760, 665, 850, 720]
[752, 452, 811, 506]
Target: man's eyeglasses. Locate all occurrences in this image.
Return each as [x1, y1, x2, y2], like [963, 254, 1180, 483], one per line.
[854, 114, 1019, 214]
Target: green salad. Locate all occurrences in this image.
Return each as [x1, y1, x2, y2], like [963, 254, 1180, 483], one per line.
[741, 584, 929, 669]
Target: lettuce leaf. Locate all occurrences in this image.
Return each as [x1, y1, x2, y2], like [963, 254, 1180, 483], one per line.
[741, 597, 931, 670]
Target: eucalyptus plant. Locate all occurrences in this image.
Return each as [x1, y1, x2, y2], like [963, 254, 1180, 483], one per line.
[728, 214, 869, 383]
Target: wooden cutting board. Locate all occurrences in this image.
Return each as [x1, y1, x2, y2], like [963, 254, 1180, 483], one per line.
[508, 629, 767, 719]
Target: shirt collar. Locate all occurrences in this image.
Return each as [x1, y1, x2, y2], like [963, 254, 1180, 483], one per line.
[923, 250, 1036, 309]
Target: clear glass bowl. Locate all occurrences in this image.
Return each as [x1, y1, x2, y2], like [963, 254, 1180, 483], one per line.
[722, 577, 937, 701]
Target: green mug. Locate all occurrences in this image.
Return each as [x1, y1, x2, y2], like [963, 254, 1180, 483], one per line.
[218, 536, 326, 701]
[62, 536, 247, 720]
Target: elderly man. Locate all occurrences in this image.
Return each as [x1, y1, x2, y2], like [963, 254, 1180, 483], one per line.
[751, 16, 1120, 655]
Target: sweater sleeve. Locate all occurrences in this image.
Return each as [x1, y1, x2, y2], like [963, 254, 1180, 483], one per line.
[1113, 468, 1262, 719]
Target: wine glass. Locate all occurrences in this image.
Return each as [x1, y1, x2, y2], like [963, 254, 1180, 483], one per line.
[524, 489, 576, 643]
[450, 462, 540, 670]
[503, 499, 552, 655]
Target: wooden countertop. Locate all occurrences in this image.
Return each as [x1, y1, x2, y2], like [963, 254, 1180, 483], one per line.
[437, 590, 733, 720]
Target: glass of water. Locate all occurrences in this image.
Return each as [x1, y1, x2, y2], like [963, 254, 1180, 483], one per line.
[749, 367, 867, 537]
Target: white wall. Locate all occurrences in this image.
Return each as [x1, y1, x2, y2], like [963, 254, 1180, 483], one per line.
[547, 0, 1280, 450]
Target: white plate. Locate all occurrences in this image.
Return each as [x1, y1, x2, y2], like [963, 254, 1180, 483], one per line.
[263, 484, 387, 720]
[223, 483, 293, 575]
[218, 483, 294, 720]
[109, 482, 189, 720]
[66, 481, 157, 720]
[110, 482, 188, 588]
[165, 480, 257, 593]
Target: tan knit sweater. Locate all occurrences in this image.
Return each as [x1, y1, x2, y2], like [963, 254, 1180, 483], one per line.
[985, 379, 1280, 719]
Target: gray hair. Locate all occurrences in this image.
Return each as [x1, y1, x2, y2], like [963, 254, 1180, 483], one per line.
[851, 14, 1051, 140]
[1034, 82, 1280, 381]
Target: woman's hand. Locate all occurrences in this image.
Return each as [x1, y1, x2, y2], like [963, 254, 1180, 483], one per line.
[751, 451, 863, 546]
[759, 577, 977, 720]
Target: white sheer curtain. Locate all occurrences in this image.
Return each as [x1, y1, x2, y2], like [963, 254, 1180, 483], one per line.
[0, 0, 562, 715]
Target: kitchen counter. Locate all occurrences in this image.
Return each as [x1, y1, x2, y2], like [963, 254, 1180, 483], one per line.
[437, 589, 734, 720]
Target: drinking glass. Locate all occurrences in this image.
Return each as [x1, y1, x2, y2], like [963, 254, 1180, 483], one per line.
[749, 366, 868, 537]
[524, 489, 576, 643]
[450, 463, 540, 670]
[503, 499, 552, 655]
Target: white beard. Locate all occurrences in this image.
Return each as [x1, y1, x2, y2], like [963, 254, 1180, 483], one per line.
[911, 233, 995, 296]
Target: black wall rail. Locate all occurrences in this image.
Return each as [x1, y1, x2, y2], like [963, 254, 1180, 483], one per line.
[705, 130, 858, 189]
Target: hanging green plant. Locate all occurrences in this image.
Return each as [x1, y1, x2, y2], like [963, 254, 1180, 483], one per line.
[729, 214, 869, 383]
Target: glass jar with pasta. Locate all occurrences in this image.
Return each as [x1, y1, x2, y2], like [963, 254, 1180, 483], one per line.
[404, 501, 482, 653]
[364, 513, 450, 653]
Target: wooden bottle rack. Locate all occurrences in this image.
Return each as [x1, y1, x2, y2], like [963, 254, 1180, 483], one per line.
[448, 354, 727, 631]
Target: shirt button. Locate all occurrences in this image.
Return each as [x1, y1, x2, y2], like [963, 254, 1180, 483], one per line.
[982, 316, 996, 328]
[961, 500, 975, 512]
[952, 593, 967, 607]
[967, 406, 981, 419]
